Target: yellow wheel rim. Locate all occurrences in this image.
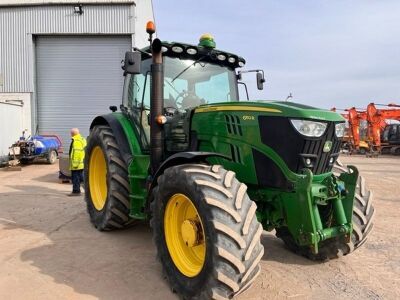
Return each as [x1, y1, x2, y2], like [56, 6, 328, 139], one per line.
[89, 146, 108, 211]
[164, 193, 206, 277]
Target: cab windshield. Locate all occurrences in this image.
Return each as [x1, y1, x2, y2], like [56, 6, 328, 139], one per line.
[127, 57, 239, 110]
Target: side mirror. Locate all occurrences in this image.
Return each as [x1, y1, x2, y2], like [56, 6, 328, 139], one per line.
[256, 72, 265, 90]
[123, 51, 141, 74]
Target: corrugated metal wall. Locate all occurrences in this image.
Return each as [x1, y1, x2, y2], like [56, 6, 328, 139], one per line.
[36, 35, 131, 148]
[0, 102, 23, 157]
[0, 4, 134, 93]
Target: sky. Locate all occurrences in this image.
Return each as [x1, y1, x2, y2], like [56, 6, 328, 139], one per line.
[152, 0, 400, 110]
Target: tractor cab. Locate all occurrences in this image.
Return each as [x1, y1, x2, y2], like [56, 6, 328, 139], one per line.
[121, 34, 262, 154]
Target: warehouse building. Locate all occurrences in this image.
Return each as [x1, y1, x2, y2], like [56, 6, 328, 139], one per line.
[0, 0, 154, 159]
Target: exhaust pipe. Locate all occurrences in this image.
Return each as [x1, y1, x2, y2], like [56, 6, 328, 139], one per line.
[150, 38, 164, 174]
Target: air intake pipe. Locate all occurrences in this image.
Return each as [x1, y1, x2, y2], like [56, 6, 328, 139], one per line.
[150, 38, 164, 174]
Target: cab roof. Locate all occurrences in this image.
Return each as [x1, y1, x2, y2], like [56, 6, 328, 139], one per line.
[140, 40, 246, 69]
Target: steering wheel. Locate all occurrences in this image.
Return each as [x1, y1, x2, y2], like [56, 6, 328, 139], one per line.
[175, 90, 189, 108]
[176, 90, 205, 109]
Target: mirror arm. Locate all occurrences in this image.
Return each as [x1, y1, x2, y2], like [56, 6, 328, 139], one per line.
[238, 69, 265, 77]
[238, 82, 249, 101]
[133, 47, 152, 58]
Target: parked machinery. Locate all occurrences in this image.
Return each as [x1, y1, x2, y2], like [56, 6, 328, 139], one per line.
[332, 107, 369, 154]
[84, 24, 375, 299]
[9, 131, 62, 165]
[366, 103, 400, 155]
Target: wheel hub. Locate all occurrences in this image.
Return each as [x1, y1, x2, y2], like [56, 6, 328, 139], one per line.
[164, 193, 206, 277]
[181, 219, 202, 247]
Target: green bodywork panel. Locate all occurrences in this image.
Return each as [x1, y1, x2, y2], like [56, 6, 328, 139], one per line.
[112, 113, 149, 219]
[110, 98, 354, 254]
[191, 101, 354, 253]
[192, 101, 344, 184]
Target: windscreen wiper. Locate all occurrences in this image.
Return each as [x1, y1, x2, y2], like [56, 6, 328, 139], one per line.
[172, 56, 206, 82]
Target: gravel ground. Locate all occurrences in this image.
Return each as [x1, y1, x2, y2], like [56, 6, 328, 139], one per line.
[0, 156, 399, 299]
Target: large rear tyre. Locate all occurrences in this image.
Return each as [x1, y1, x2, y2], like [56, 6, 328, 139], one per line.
[151, 164, 264, 299]
[276, 162, 375, 261]
[84, 125, 133, 231]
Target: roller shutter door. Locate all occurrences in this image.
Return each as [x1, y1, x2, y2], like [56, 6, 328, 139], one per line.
[36, 36, 131, 150]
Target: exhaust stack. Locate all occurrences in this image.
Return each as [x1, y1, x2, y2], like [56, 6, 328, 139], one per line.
[150, 38, 164, 174]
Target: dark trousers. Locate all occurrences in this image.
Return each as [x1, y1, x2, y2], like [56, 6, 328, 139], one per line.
[71, 170, 84, 193]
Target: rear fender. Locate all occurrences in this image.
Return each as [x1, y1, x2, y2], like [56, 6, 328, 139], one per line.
[90, 115, 133, 165]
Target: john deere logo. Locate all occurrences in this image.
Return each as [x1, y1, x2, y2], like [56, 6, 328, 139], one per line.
[323, 141, 333, 153]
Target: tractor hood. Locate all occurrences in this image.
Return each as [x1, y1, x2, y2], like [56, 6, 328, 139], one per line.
[194, 101, 345, 122]
[191, 99, 344, 189]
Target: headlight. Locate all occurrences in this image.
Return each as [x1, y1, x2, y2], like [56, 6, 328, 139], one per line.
[335, 122, 346, 138]
[290, 119, 327, 137]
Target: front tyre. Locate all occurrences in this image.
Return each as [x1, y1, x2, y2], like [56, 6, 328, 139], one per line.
[84, 125, 133, 231]
[151, 164, 264, 299]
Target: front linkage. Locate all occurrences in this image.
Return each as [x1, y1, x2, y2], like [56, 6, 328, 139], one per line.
[291, 166, 358, 254]
[254, 165, 359, 256]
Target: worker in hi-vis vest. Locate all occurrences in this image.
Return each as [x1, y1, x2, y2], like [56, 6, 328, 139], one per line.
[69, 128, 87, 196]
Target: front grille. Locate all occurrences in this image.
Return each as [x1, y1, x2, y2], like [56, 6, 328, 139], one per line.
[255, 116, 342, 189]
[301, 124, 341, 174]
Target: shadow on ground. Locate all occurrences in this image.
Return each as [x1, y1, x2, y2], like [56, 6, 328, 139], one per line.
[0, 184, 175, 299]
[0, 181, 322, 299]
[260, 234, 318, 266]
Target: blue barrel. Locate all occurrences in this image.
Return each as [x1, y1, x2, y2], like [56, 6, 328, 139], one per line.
[32, 136, 61, 155]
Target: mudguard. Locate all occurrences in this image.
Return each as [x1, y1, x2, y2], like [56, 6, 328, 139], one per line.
[149, 151, 230, 190]
[90, 115, 133, 165]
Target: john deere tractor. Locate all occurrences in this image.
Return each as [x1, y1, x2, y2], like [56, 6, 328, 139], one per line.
[84, 24, 374, 299]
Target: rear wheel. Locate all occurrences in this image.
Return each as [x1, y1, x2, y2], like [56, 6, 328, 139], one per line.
[47, 149, 57, 164]
[276, 162, 375, 261]
[84, 125, 133, 231]
[151, 164, 264, 299]
[390, 146, 400, 156]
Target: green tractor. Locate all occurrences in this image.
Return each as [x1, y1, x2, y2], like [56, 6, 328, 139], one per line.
[84, 25, 374, 299]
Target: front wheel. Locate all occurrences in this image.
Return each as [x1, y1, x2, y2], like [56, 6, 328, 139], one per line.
[151, 164, 264, 299]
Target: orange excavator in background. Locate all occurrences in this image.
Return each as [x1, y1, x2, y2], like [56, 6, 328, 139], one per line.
[346, 107, 369, 154]
[331, 107, 369, 154]
[366, 103, 400, 155]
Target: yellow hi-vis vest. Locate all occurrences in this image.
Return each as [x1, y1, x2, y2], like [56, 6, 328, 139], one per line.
[69, 134, 87, 170]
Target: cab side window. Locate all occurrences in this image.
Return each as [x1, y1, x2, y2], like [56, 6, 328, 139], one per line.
[126, 59, 152, 150]
[128, 72, 150, 109]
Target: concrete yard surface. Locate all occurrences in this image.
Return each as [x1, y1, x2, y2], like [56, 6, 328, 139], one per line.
[0, 156, 399, 299]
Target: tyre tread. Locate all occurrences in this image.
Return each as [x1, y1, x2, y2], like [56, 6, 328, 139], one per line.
[84, 125, 135, 231]
[151, 164, 263, 299]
